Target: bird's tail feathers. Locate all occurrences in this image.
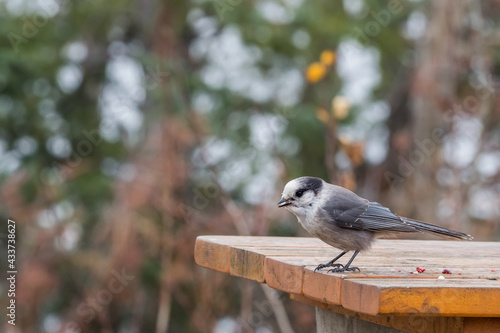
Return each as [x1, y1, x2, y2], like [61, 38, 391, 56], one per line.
[403, 218, 473, 240]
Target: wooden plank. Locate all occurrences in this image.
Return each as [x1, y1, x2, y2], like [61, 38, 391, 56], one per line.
[226, 247, 497, 261]
[264, 257, 305, 294]
[229, 246, 267, 282]
[223, 246, 499, 278]
[463, 318, 500, 333]
[261, 255, 500, 273]
[228, 246, 344, 282]
[195, 236, 500, 317]
[230, 246, 344, 258]
[316, 307, 406, 333]
[194, 236, 231, 273]
[342, 279, 500, 316]
[303, 267, 344, 305]
[257, 255, 498, 304]
[293, 294, 464, 333]
[194, 235, 328, 275]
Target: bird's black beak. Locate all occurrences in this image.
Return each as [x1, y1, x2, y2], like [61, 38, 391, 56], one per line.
[277, 197, 292, 207]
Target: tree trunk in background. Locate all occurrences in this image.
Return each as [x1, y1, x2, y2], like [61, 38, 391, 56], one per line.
[409, 0, 467, 226]
[385, 0, 486, 232]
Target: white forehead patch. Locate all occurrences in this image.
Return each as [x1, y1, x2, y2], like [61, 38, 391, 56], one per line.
[282, 179, 301, 198]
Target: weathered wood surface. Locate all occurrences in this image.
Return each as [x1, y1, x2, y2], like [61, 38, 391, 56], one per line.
[315, 307, 407, 333]
[195, 235, 500, 317]
[300, 295, 500, 333]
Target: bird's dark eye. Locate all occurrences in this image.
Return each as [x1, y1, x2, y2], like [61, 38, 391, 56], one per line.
[295, 189, 305, 198]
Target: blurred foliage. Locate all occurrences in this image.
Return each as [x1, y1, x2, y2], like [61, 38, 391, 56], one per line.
[0, 0, 499, 332]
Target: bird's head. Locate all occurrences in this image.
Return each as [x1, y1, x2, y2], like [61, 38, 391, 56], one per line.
[277, 177, 324, 214]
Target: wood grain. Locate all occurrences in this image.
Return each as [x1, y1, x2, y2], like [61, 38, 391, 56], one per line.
[294, 295, 465, 333]
[342, 279, 500, 316]
[194, 235, 500, 318]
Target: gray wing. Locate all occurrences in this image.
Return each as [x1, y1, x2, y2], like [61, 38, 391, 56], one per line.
[325, 201, 419, 233]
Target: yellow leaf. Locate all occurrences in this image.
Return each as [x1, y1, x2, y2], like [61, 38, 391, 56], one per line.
[315, 107, 330, 124]
[332, 96, 350, 119]
[306, 62, 327, 83]
[320, 50, 336, 66]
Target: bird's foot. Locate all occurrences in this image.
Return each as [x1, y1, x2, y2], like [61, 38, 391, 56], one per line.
[345, 266, 361, 272]
[328, 266, 361, 273]
[314, 262, 343, 272]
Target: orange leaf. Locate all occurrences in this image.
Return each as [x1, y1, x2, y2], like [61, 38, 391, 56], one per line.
[306, 62, 327, 83]
[320, 50, 336, 66]
[315, 107, 330, 124]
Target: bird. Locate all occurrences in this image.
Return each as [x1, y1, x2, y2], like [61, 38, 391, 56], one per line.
[277, 176, 473, 273]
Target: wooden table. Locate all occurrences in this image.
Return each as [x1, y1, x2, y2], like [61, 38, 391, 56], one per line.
[194, 236, 500, 333]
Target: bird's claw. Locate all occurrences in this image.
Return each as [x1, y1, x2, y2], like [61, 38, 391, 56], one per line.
[328, 266, 361, 273]
[315, 263, 343, 272]
[345, 266, 361, 272]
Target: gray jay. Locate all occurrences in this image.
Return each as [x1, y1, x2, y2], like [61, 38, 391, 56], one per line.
[277, 176, 473, 272]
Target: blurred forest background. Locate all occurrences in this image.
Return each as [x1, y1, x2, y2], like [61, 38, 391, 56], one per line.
[1, 0, 500, 332]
